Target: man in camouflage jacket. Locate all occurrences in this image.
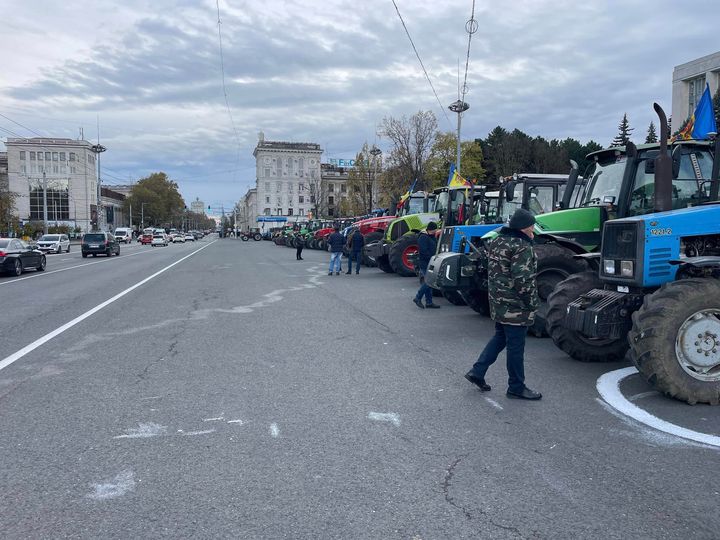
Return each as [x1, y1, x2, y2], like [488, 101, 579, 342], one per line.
[465, 208, 542, 400]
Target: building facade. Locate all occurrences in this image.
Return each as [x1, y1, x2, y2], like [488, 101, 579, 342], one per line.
[320, 163, 350, 218]
[252, 134, 323, 225]
[190, 197, 206, 215]
[672, 51, 720, 129]
[5, 137, 101, 232]
[0, 152, 8, 191]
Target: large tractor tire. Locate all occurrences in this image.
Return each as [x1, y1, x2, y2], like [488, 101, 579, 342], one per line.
[253, 233, 262, 241]
[308, 238, 317, 250]
[546, 271, 628, 362]
[377, 255, 394, 273]
[286, 237, 296, 248]
[442, 290, 467, 306]
[531, 243, 589, 337]
[318, 239, 327, 251]
[460, 289, 490, 316]
[241, 234, 249, 241]
[361, 232, 384, 268]
[629, 279, 720, 405]
[389, 233, 419, 277]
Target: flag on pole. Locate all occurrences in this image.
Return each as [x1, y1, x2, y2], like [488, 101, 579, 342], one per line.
[673, 83, 718, 141]
[397, 178, 418, 207]
[447, 164, 471, 188]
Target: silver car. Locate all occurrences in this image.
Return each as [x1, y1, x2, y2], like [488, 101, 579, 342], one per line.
[36, 234, 70, 254]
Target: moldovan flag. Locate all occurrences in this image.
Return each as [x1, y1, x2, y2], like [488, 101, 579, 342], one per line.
[447, 164, 470, 188]
[675, 83, 718, 141]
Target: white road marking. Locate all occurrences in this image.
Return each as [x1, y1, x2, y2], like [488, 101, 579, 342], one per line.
[484, 397, 504, 410]
[628, 390, 659, 402]
[227, 419, 244, 424]
[182, 429, 216, 436]
[269, 423, 280, 437]
[368, 412, 401, 427]
[87, 470, 136, 500]
[203, 416, 225, 422]
[0, 240, 216, 373]
[113, 422, 167, 439]
[597, 366, 720, 448]
[0, 246, 166, 287]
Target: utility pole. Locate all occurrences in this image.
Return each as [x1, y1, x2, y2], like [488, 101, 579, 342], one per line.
[221, 204, 225, 238]
[129, 203, 132, 230]
[42, 170, 48, 235]
[448, 100, 469, 174]
[234, 207, 237, 238]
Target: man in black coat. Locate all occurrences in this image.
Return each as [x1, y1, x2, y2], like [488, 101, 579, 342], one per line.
[345, 228, 364, 275]
[413, 222, 440, 309]
[327, 226, 345, 275]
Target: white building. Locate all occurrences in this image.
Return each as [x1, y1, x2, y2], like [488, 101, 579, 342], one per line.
[190, 197, 206, 215]
[252, 134, 323, 226]
[5, 137, 101, 232]
[672, 51, 720, 129]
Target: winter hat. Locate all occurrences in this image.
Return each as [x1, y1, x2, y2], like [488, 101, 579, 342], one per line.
[426, 221, 438, 231]
[509, 209, 536, 230]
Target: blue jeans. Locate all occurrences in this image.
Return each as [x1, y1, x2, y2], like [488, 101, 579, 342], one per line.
[347, 251, 362, 273]
[414, 269, 433, 305]
[470, 322, 528, 393]
[329, 252, 342, 273]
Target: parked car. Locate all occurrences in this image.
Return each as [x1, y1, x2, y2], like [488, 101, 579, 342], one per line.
[140, 233, 153, 245]
[0, 238, 47, 276]
[36, 233, 70, 254]
[151, 234, 168, 247]
[81, 232, 120, 258]
[114, 227, 133, 244]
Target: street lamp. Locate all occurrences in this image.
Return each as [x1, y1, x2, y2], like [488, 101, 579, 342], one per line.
[91, 143, 106, 231]
[448, 100, 470, 175]
[370, 146, 382, 213]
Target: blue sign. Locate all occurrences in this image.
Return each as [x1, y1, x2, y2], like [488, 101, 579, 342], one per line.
[329, 158, 355, 168]
[257, 216, 287, 222]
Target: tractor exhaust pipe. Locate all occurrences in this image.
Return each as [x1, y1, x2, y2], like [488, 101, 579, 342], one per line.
[710, 136, 720, 200]
[560, 160, 579, 210]
[653, 103, 673, 213]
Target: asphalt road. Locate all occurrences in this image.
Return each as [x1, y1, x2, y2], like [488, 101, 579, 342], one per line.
[1, 238, 718, 539]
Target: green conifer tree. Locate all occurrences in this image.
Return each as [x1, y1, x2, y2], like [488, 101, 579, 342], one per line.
[645, 121, 658, 143]
[611, 113, 634, 146]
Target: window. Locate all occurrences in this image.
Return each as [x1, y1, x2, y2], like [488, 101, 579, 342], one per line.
[299, 182, 305, 191]
[31, 164, 37, 173]
[20, 164, 26, 173]
[20, 151, 26, 160]
[264, 167, 271, 177]
[45, 152, 51, 160]
[288, 208, 293, 216]
[298, 158, 304, 171]
[299, 195, 304, 204]
[340, 184, 346, 193]
[69, 152, 76, 162]
[53, 164, 59, 173]
[288, 182, 293, 192]
[29, 179, 70, 220]
[328, 184, 334, 192]
[265, 182, 270, 191]
[265, 196, 270, 203]
[288, 159, 293, 175]
[52, 152, 58, 161]
[688, 75, 706, 113]
[264, 208, 271, 215]
[60, 152, 66, 161]
[276, 181, 281, 192]
[328, 196, 334, 205]
[299, 208, 305, 216]
[276, 208, 283, 216]
[70, 166, 76, 174]
[328, 208, 334, 217]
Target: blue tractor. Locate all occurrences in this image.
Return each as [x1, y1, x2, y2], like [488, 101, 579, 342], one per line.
[547, 104, 720, 404]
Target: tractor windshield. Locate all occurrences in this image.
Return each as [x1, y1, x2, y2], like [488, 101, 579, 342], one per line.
[578, 157, 627, 207]
[433, 191, 449, 221]
[400, 196, 426, 216]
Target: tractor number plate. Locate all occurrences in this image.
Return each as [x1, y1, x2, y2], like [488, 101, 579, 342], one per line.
[649, 228, 672, 236]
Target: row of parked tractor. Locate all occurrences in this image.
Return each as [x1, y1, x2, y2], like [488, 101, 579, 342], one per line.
[271, 105, 720, 406]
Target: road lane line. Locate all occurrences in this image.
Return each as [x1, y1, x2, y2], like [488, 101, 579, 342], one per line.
[484, 397, 504, 410]
[0, 246, 166, 286]
[0, 240, 217, 373]
[368, 412, 401, 427]
[269, 423, 280, 437]
[597, 366, 720, 448]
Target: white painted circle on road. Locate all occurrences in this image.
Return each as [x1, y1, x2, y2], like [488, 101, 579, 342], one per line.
[597, 367, 720, 448]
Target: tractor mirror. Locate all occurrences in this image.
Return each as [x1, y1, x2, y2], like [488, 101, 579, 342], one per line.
[505, 181, 516, 202]
[603, 195, 616, 205]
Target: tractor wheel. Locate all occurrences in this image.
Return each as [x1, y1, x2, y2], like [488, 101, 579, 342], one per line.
[318, 239, 327, 251]
[531, 243, 589, 337]
[388, 233, 419, 277]
[629, 279, 720, 405]
[377, 255, 394, 273]
[253, 233, 262, 241]
[460, 289, 490, 316]
[546, 271, 627, 362]
[443, 290, 466, 306]
[241, 235, 249, 241]
[362, 231, 383, 267]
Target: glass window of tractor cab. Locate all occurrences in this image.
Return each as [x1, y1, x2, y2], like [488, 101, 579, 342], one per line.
[627, 147, 715, 217]
[576, 156, 627, 211]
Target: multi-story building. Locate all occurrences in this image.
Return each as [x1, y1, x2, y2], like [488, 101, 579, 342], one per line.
[320, 163, 349, 218]
[252, 134, 323, 224]
[0, 152, 8, 191]
[5, 137, 101, 232]
[672, 51, 720, 128]
[190, 197, 206, 215]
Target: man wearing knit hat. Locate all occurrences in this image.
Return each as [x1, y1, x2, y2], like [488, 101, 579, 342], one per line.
[464, 208, 542, 400]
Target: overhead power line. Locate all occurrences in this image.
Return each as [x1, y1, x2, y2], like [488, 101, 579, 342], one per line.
[215, 1, 242, 148]
[0, 112, 43, 137]
[390, 0, 453, 129]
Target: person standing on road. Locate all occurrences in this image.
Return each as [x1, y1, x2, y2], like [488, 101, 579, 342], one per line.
[296, 234, 305, 260]
[464, 208, 542, 400]
[327, 226, 345, 275]
[346, 228, 364, 275]
[413, 222, 440, 309]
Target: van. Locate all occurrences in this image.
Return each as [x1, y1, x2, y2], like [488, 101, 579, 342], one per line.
[114, 227, 132, 244]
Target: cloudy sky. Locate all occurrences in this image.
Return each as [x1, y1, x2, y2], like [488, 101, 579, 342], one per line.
[1, 0, 717, 209]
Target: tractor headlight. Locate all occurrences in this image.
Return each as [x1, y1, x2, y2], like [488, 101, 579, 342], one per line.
[603, 259, 616, 275]
[620, 260, 634, 277]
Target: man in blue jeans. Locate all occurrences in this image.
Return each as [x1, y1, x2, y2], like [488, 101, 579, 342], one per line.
[345, 227, 364, 275]
[327, 226, 345, 275]
[464, 208, 542, 400]
[413, 222, 440, 309]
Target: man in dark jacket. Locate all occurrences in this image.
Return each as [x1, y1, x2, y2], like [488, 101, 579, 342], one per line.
[465, 208, 542, 400]
[413, 221, 440, 309]
[345, 228, 364, 275]
[296, 234, 305, 260]
[327, 226, 345, 275]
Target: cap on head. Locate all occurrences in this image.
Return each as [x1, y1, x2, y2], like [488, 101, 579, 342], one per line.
[426, 221, 438, 231]
[334, 225, 340, 231]
[508, 208, 536, 230]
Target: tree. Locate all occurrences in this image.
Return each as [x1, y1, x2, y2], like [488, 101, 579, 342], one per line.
[0, 189, 19, 236]
[425, 132, 485, 189]
[345, 143, 378, 215]
[380, 110, 437, 193]
[611, 113, 634, 147]
[645, 121, 658, 143]
[124, 172, 185, 228]
[307, 172, 327, 219]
